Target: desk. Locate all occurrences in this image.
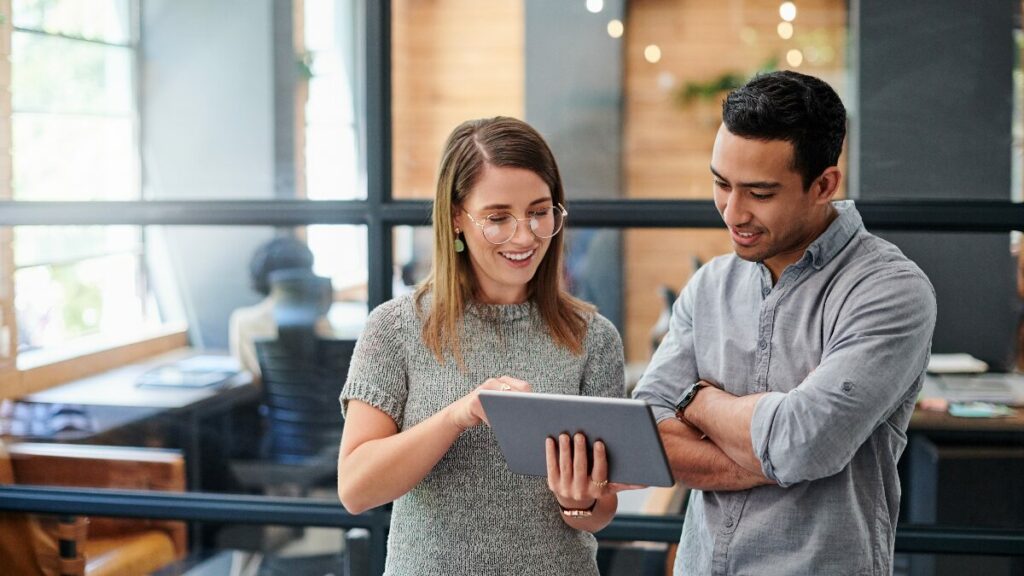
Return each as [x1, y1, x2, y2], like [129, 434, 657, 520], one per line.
[912, 372, 1024, 442]
[3, 349, 257, 490]
[911, 408, 1024, 439]
[905, 380, 1024, 576]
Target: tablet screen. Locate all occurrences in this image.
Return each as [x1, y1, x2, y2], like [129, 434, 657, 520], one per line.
[479, 391, 674, 487]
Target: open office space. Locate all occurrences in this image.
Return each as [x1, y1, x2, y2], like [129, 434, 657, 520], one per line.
[0, 1, 1022, 575]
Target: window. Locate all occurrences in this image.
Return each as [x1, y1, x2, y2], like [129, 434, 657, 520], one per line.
[302, 0, 368, 296]
[9, 0, 163, 363]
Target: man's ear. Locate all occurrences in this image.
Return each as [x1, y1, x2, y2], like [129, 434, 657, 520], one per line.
[812, 167, 842, 205]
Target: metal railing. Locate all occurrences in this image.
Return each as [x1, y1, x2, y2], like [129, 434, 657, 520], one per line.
[2, 485, 1022, 575]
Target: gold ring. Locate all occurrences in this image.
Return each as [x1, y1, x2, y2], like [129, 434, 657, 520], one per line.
[593, 479, 609, 489]
[500, 383, 512, 391]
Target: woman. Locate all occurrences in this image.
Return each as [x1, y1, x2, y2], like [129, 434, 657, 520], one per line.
[337, 116, 627, 575]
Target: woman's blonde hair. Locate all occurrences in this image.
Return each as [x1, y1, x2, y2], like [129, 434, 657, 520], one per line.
[414, 116, 593, 365]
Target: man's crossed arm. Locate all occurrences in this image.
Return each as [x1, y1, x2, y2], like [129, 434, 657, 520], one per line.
[659, 384, 775, 492]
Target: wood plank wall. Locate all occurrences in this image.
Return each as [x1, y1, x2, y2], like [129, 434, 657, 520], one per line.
[390, 0, 846, 362]
[392, 0, 525, 200]
[622, 0, 846, 362]
[0, 0, 15, 378]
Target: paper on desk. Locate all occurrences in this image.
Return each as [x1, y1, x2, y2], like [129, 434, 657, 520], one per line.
[176, 355, 241, 372]
[948, 402, 1016, 418]
[927, 353, 989, 374]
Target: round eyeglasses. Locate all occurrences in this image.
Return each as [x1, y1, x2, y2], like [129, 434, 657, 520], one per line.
[462, 203, 568, 245]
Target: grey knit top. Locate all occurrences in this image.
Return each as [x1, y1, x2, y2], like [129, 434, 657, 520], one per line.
[340, 292, 625, 576]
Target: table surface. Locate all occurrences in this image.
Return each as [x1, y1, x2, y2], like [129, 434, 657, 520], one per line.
[23, 349, 251, 409]
[2, 349, 255, 442]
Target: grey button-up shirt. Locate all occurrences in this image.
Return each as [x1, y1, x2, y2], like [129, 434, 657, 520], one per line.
[633, 201, 936, 576]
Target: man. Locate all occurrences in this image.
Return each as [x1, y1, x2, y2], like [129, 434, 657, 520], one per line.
[229, 235, 329, 376]
[633, 70, 936, 575]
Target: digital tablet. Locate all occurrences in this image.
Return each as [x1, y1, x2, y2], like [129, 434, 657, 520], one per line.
[478, 391, 674, 487]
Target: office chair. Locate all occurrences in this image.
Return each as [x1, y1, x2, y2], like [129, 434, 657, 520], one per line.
[256, 336, 353, 465]
[227, 334, 353, 496]
[230, 267, 351, 491]
[259, 269, 345, 459]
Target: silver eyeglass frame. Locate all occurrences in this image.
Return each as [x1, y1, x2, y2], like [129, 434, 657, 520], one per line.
[461, 203, 568, 245]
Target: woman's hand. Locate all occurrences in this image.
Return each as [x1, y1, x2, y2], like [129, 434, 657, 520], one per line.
[545, 432, 642, 510]
[446, 376, 532, 431]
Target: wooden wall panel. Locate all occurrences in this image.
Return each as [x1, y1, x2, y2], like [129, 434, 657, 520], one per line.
[389, 0, 845, 362]
[622, 0, 846, 362]
[392, 0, 524, 199]
[0, 0, 14, 374]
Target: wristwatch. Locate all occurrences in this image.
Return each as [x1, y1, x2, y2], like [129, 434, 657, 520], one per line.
[675, 381, 708, 425]
[559, 499, 597, 518]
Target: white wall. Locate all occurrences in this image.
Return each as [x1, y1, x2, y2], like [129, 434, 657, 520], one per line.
[142, 0, 277, 349]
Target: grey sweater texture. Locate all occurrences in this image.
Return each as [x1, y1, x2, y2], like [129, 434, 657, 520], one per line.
[340, 292, 625, 576]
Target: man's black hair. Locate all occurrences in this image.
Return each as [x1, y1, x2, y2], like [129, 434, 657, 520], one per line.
[249, 236, 314, 296]
[722, 70, 846, 188]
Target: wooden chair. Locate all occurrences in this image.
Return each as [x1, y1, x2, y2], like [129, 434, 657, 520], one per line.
[0, 439, 187, 576]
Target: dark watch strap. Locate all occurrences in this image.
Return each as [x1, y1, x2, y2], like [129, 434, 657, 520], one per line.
[675, 381, 708, 423]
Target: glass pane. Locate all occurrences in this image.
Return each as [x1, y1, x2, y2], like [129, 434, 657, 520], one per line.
[3, 226, 367, 497]
[307, 224, 370, 338]
[14, 251, 154, 352]
[14, 225, 141, 268]
[392, 225, 432, 292]
[304, 0, 362, 200]
[12, 113, 137, 201]
[392, 225, 733, 365]
[1016, 15, 1023, 204]
[391, 0, 525, 200]
[598, 538, 680, 576]
[11, 225, 161, 364]
[895, 553, 1024, 576]
[181, 524, 354, 575]
[12, 32, 134, 115]
[391, 0, 847, 200]
[13, 0, 132, 44]
[132, 1, 363, 201]
[0, 228, 14, 367]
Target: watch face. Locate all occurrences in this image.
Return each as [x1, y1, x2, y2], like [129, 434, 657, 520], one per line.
[678, 384, 697, 407]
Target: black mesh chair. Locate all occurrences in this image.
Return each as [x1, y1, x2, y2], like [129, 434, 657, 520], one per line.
[227, 335, 353, 495]
[256, 335, 354, 466]
[230, 269, 353, 494]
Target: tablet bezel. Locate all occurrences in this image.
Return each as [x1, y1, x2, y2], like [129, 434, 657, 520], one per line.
[478, 390, 674, 487]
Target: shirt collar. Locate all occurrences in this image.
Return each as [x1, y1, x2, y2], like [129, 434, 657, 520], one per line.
[803, 200, 863, 270]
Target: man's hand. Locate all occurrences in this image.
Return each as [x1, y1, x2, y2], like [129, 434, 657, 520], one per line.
[683, 385, 767, 477]
[658, 414, 773, 492]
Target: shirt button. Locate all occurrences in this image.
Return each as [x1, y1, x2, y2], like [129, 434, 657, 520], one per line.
[762, 287, 770, 297]
[759, 339, 768, 350]
[724, 517, 734, 528]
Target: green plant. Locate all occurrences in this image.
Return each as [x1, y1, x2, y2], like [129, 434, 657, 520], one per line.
[296, 51, 314, 80]
[676, 71, 746, 105]
[674, 57, 778, 107]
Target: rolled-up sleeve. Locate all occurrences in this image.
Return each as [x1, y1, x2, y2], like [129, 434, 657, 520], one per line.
[632, 271, 703, 423]
[751, 268, 936, 487]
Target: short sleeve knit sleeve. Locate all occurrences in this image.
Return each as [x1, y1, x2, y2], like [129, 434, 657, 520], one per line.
[339, 297, 409, 425]
[581, 313, 626, 399]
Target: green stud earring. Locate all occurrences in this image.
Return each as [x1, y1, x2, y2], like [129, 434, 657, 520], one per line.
[454, 234, 465, 253]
